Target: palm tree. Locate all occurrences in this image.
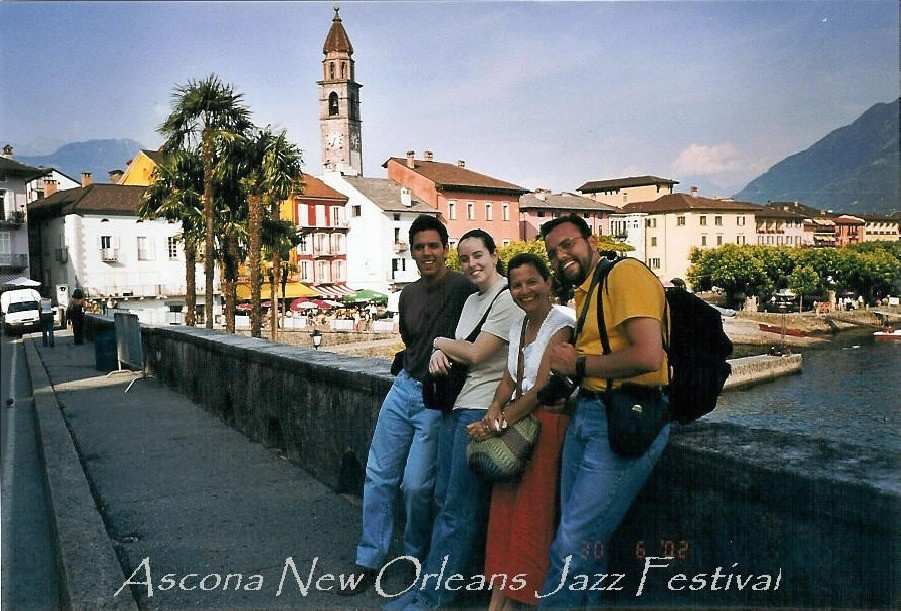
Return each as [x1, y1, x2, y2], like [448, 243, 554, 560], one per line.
[139, 149, 205, 326]
[159, 74, 253, 329]
[260, 131, 303, 340]
[238, 128, 276, 337]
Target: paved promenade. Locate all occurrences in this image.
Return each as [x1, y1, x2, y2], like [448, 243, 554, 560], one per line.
[25, 331, 411, 609]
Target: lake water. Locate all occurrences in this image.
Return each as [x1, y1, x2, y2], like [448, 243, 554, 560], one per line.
[707, 330, 901, 452]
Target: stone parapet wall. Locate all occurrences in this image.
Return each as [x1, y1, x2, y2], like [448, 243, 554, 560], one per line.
[81, 315, 898, 608]
[723, 354, 803, 390]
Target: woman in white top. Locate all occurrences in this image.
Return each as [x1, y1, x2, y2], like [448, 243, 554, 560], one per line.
[403, 229, 519, 610]
[472, 252, 576, 610]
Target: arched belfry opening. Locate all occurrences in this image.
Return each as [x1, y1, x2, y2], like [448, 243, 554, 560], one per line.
[328, 92, 339, 116]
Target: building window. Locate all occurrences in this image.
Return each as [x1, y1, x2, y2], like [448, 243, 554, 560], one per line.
[315, 205, 326, 226]
[448, 201, 457, 220]
[537, 210, 545, 218]
[701, 235, 707, 247]
[502, 203, 510, 221]
[651, 237, 657, 247]
[467, 201, 475, 220]
[677, 216, 685, 226]
[137, 236, 154, 261]
[393, 213, 400, 221]
[331, 233, 345, 253]
[716, 235, 723, 246]
[646, 218, 657, 228]
[328, 91, 339, 116]
[714, 216, 723, 226]
[297, 203, 309, 226]
[167, 236, 178, 259]
[0, 231, 10, 255]
[332, 259, 345, 282]
[737, 216, 746, 226]
[351, 205, 362, 217]
[101, 235, 112, 249]
[699, 216, 707, 226]
[485, 203, 493, 221]
[331, 206, 343, 225]
[394, 227, 401, 242]
[329, 62, 336, 80]
[316, 260, 330, 283]
[736, 235, 746, 245]
[649, 257, 661, 269]
[502, 240, 511, 247]
[300, 260, 313, 282]
[449, 239, 458, 249]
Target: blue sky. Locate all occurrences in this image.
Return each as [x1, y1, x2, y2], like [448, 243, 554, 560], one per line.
[1, 1, 898, 196]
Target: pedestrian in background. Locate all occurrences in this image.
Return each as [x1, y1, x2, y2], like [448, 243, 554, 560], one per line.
[67, 288, 86, 345]
[40, 297, 55, 348]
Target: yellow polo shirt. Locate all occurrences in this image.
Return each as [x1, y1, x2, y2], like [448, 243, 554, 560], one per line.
[574, 258, 669, 391]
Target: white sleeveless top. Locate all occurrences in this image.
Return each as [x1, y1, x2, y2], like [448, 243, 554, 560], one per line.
[506, 305, 576, 394]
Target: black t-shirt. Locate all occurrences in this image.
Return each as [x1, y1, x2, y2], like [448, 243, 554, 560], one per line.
[398, 270, 477, 381]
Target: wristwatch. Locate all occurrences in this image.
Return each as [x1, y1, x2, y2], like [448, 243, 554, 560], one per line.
[575, 356, 587, 380]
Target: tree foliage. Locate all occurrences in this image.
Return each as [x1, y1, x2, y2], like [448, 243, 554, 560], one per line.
[688, 241, 901, 305]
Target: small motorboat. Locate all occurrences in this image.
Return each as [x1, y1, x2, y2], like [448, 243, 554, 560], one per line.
[873, 329, 901, 340]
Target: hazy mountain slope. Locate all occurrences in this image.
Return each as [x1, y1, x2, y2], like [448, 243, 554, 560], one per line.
[735, 99, 899, 214]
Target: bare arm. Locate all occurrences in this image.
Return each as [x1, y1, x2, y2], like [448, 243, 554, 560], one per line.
[502, 326, 572, 424]
[547, 317, 664, 378]
[433, 332, 507, 367]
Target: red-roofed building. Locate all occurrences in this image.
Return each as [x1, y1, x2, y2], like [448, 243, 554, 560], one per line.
[383, 151, 528, 246]
[291, 175, 352, 297]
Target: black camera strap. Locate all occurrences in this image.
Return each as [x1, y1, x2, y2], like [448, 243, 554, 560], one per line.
[572, 257, 616, 346]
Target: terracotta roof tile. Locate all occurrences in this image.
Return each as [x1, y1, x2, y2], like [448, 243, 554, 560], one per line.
[383, 157, 527, 195]
[620, 193, 761, 214]
[577, 175, 678, 193]
[519, 192, 618, 212]
[297, 175, 347, 201]
[28, 184, 147, 218]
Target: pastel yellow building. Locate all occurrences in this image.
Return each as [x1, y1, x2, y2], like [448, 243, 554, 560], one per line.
[117, 149, 165, 186]
[577, 175, 678, 209]
[617, 193, 760, 285]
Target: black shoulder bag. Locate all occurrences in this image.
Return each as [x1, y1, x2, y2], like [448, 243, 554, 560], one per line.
[422, 288, 509, 412]
[595, 260, 670, 456]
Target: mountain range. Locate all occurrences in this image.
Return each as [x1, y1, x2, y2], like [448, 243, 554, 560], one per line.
[17, 139, 145, 183]
[735, 99, 899, 215]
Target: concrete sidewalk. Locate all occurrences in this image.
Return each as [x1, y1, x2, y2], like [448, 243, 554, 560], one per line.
[26, 331, 403, 609]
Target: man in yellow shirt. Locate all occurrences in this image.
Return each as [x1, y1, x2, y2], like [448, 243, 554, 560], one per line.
[537, 214, 671, 608]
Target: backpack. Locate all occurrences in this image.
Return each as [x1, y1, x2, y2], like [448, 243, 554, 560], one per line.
[595, 256, 733, 425]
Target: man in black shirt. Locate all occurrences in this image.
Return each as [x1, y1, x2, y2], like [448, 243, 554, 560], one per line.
[339, 215, 476, 596]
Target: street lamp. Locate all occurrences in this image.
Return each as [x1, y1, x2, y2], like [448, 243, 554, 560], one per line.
[310, 329, 322, 350]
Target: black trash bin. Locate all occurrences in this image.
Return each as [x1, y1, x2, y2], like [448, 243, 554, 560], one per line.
[94, 327, 118, 372]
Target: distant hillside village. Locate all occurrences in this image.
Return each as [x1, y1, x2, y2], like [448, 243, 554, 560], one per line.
[2, 9, 898, 325]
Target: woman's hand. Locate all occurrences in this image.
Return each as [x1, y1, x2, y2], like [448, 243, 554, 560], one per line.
[484, 402, 507, 434]
[428, 349, 452, 375]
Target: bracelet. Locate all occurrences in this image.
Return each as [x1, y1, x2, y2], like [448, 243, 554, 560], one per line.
[575, 356, 587, 380]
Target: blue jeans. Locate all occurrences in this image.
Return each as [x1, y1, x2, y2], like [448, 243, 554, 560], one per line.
[356, 370, 443, 569]
[537, 395, 670, 609]
[402, 408, 490, 609]
[40, 314, 55, 347]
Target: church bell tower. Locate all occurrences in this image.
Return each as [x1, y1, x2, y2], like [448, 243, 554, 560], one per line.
[319, 7, 363, 176]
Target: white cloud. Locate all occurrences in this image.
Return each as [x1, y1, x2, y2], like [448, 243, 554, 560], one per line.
[671, 142, 746, 176]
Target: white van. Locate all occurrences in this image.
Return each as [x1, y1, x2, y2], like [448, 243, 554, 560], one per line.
[1, 288, 42, 335]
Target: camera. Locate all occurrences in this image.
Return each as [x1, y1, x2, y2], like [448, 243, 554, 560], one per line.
[537, 372, 578, 404]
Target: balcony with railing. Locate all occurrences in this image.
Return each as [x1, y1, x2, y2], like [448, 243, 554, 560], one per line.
[0, 253, 28, 270]
[100, 248, 119, 262]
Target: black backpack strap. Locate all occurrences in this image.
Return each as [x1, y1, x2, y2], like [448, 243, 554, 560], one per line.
[596, 257, 671, 389]
[465, 286, 509, 343]
[593, 258, 619, 392]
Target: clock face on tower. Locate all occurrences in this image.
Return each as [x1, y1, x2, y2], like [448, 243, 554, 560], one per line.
[327, 132, 344, 149]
